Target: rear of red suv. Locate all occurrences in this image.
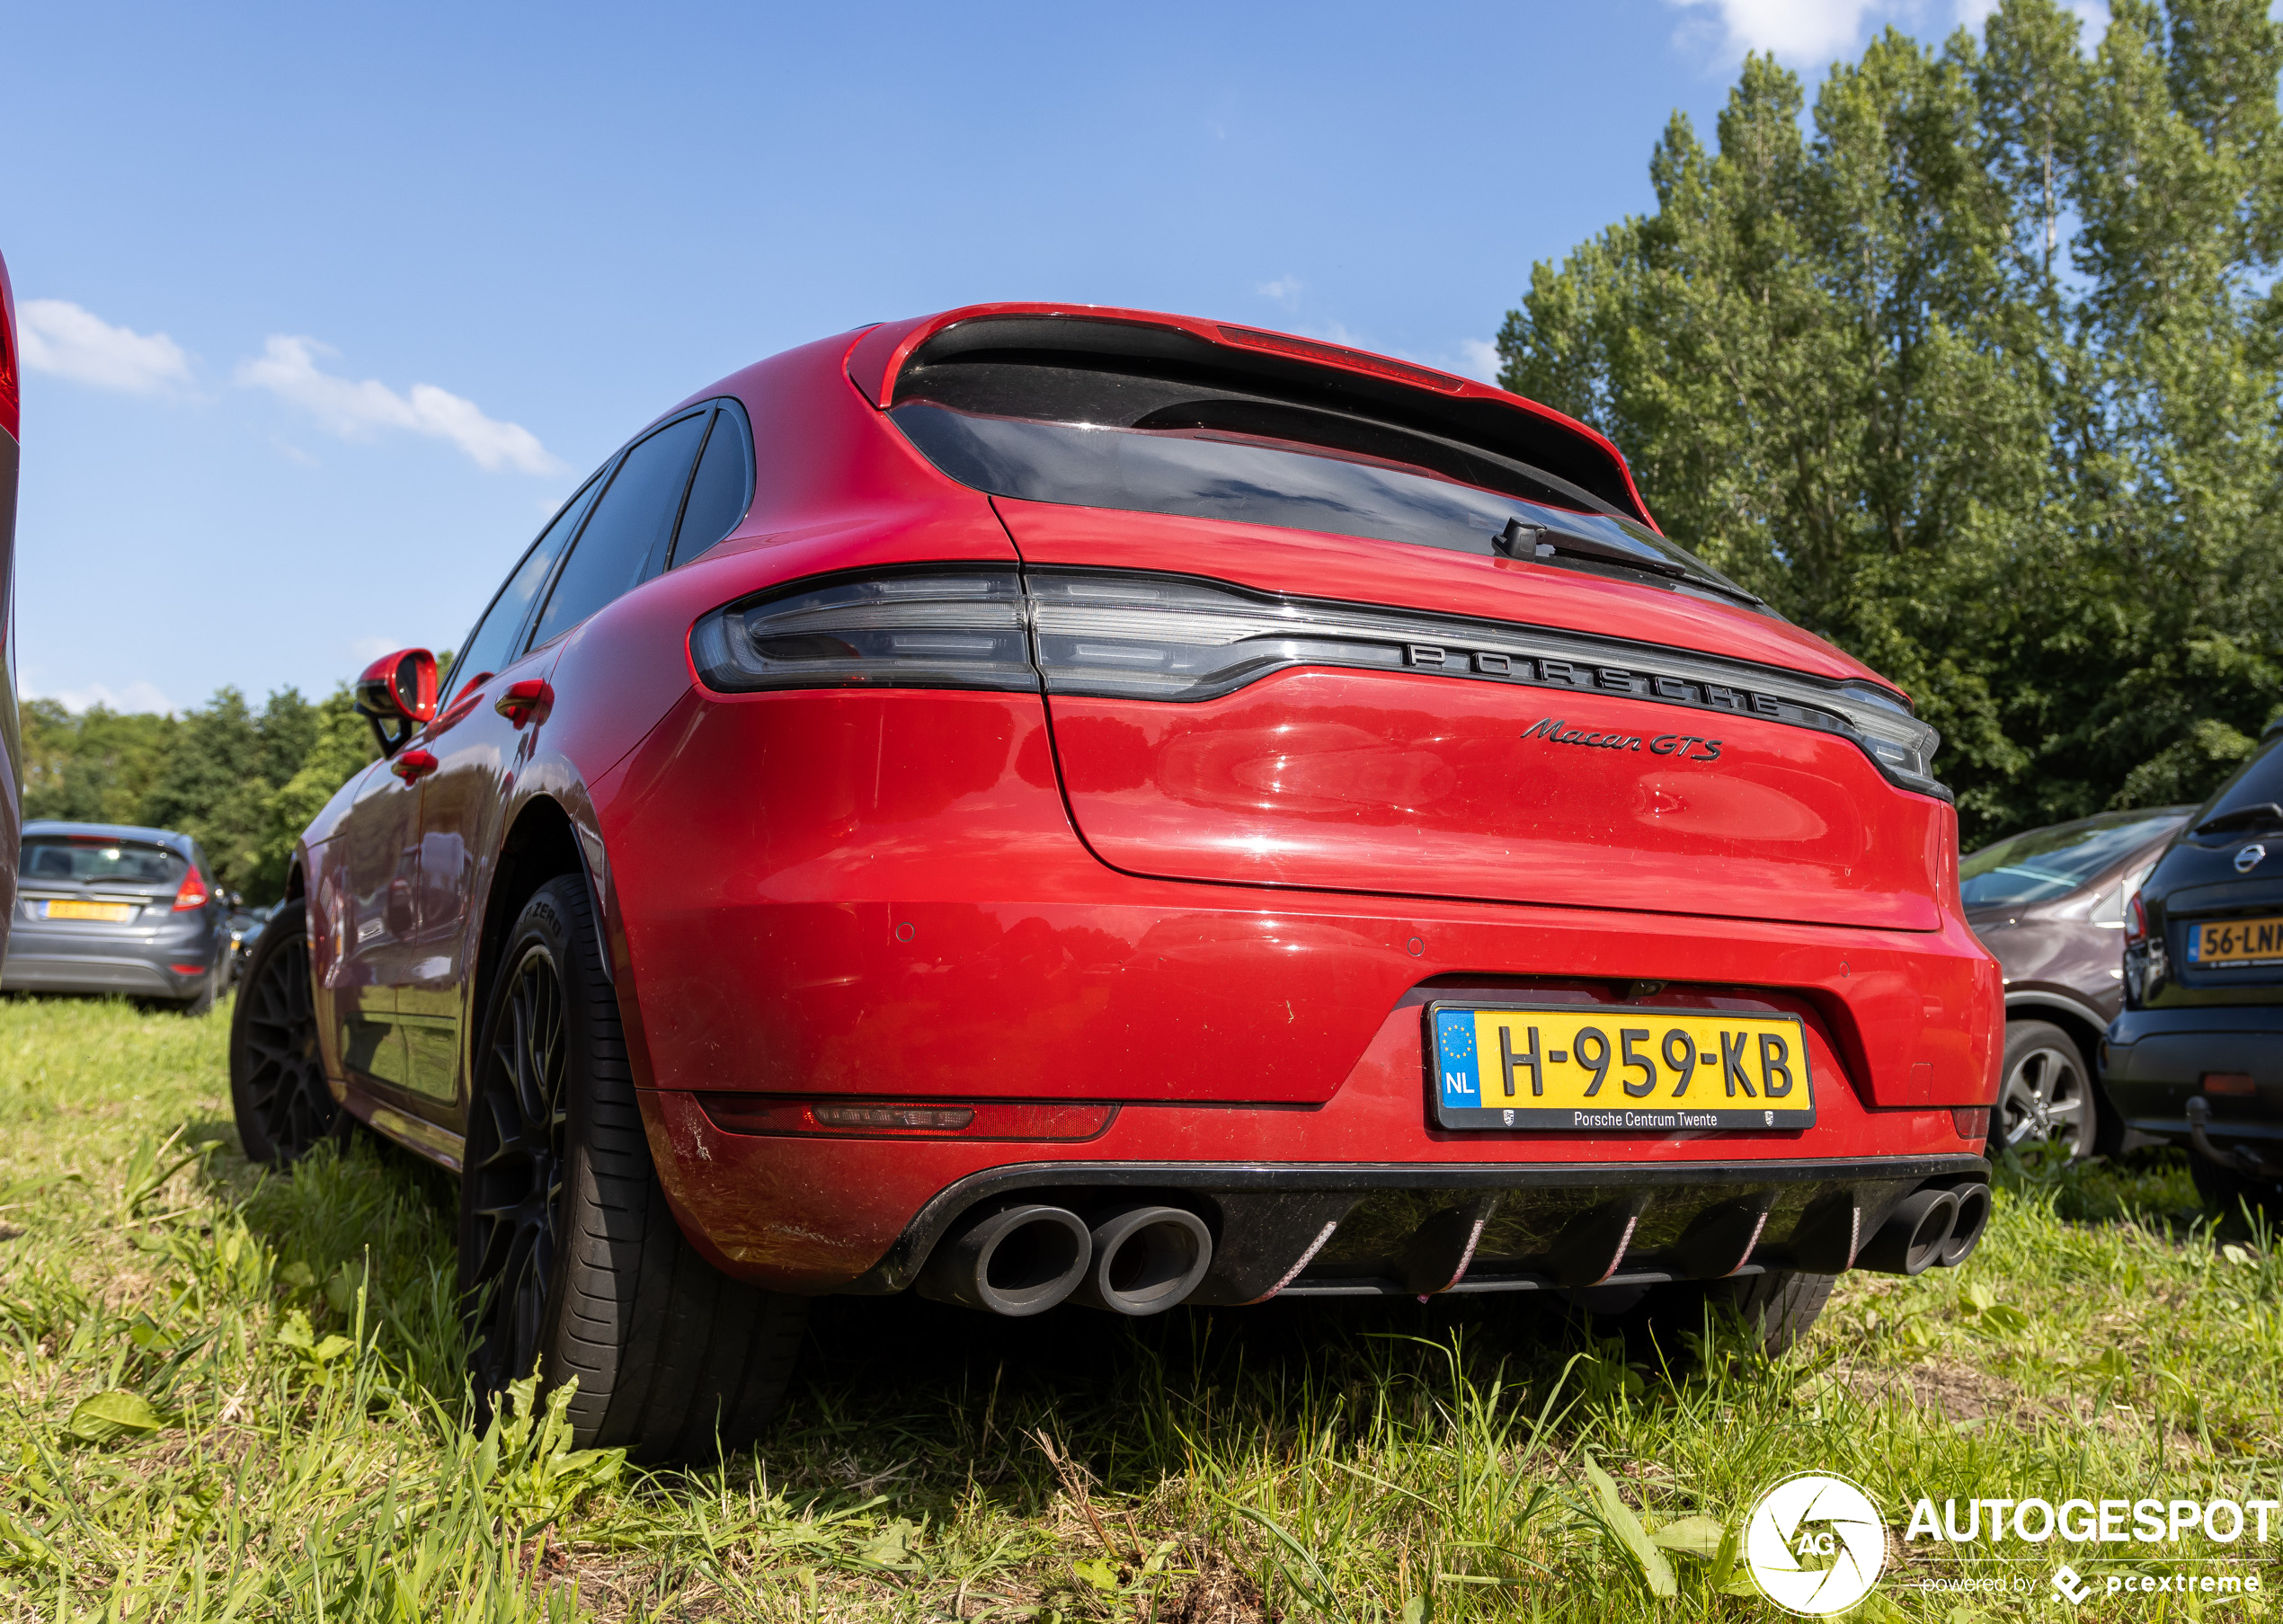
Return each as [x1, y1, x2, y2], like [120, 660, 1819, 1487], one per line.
[622, 307, 2000, 1348]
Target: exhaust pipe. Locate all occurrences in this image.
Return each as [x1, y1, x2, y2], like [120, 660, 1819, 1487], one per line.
[1855, 1187, 1959, 1276]
[1936, 1182, 1991, 1268]
[915, 1203, 1092, 1316]
[1070, 1204, 1213, 1316]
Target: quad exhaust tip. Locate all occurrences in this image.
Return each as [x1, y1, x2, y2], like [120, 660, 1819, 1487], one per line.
[1939, 1180, 1991, 1267]
[915, 1201, 1216, 1317]
[1071, 1205, 1214, 1316]
[915, 1202, 1093, 1317]
[1857, 1186, 1962, 1276]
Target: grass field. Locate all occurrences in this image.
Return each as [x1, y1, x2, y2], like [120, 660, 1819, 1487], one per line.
[2, 993, 2278, 1622]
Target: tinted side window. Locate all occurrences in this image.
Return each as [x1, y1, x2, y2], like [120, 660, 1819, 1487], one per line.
[668, 404, 753, 568]
[529, 413, 708, 648]
[442, 473, 607, 702]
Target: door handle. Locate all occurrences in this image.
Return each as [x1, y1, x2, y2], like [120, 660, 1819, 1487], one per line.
[494, 679, 554, 729]
[391, 748, 439, 783]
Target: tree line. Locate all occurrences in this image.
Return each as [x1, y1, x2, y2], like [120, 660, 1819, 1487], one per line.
[21, 686, 378, 906]
[1499, 0, 2283, 843]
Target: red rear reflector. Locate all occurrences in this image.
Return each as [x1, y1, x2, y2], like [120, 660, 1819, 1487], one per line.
[172, 867, 209, 911]
[168, 963, 206, 975]
[2202, 1072, 2258, 1096]
[697, 1096, 1113, 1140]
[1951, 1107, 1990, 1141]
[1213, 324, 1470, 394]
[813, 1105, 973, 1131]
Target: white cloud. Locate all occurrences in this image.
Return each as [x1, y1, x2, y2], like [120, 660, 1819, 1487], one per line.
[1454, 338, 1502, 384]
[235, 335, 564, 475]
[1256, 276, 1304, 306]
[18, 299, 192, 394]
[1668, 0, 1887, 62]
[31, 679, 177, 715]
[1672, 0, 2107, 64]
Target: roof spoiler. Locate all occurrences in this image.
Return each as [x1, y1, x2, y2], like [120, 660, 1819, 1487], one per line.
[842, 304, 1661, 531]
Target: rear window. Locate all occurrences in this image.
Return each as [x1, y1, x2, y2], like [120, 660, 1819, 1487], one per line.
[2190, 734, 2283, 830]
[22, 836, 186, 888]
[1960, 811, 2182, 908]
[888, 358, 1756, 607]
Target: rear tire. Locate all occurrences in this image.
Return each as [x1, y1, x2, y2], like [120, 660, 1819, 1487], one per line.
[457, 875, 808, 1461]
[228, 900, 341, 1165]
[1594, 1270, 1835, 1362]
[177, 966, 218, 1018]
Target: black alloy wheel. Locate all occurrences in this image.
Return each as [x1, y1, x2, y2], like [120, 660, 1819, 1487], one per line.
[1996, 1020, 2097, 1160]
[228, 898, 342, 1165]
[464, 938, 570, 1405]
[457, 875, 809, 1459]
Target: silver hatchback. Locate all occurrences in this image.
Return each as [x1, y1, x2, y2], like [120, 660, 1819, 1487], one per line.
[3, 821, 232, 1013]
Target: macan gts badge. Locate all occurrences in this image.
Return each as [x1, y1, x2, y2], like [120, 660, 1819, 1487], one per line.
[227, 304, 2002, 1462]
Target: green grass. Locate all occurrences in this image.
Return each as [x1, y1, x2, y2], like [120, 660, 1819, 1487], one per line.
[3, 993, 2279, 1620]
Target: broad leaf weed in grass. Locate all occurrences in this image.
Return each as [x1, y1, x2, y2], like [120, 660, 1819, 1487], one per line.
[4, 993, 2282, 1621]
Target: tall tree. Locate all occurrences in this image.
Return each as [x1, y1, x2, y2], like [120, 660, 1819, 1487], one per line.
[1498, 0, 2283, 844]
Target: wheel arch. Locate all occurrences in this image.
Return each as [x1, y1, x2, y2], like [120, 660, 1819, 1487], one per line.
[2003, 989, 2108, 1073]
[472, 795, 594, 1028]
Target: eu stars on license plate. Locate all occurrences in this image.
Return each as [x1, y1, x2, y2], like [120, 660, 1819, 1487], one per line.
[1428, 1002, 1816, 1131]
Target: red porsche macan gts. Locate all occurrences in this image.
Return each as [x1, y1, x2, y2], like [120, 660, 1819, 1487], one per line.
[229, 306, 2001, 1460]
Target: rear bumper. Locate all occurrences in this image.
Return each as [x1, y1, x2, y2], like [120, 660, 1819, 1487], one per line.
[641, 981, 1991, 1295]
[2102, 1005, 2283, 1144]
[2, 917, 220, 1001]
[1, 951, 202, 998]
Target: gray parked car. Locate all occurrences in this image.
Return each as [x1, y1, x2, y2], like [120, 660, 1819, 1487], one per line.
[1963, 805, 2192, 1158]
[3, 821, 232, 1014]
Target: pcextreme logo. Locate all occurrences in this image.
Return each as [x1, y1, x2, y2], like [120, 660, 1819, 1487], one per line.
[1745, 1472, 1889, 1617]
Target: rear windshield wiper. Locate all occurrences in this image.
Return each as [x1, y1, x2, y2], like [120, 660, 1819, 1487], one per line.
[1496, 519, 1764, 608]
[2193, 802, 2283, 837]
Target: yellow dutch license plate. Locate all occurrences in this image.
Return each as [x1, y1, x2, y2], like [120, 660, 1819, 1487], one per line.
[44, 899, 133, 922]
[2190, 916, 2283, 968]
[1428, 1002, 1815, 1131]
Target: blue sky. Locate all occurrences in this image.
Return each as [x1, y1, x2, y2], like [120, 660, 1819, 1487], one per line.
[3, 0, 2067, 714]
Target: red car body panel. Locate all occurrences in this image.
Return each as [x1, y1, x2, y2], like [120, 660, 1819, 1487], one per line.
[0, 249, 20, 948]
[293, 304, 2001, 1301]
[1043, 672, 1944, 930]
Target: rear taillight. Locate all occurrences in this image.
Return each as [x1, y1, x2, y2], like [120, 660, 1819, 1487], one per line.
[689, 568, 1033, 693]
[2125, 891, 2147, 942]
[172, 868, 210, 911]
[690, 565, 1945, 794]
[1951, 1106, 1990, 1142]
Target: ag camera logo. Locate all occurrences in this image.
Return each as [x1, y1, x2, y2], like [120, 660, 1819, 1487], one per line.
[1746, 1472, 1888, 1616]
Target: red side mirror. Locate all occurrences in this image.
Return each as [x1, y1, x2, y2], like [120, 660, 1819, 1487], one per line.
[353, 648, 437, 757]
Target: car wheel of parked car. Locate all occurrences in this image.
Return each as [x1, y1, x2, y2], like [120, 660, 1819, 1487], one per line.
[1591, 1269, 1835, 1360]
[1996, 1020, 2097, 1159]
[458, 875, 808, 1460]
[228, 899, 341, 1164]
[176, 965, 218, 1018]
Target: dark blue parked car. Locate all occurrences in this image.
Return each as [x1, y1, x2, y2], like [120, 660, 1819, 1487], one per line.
[2105, 715, 2283, 1212]
[3, 821, 233, 1014]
